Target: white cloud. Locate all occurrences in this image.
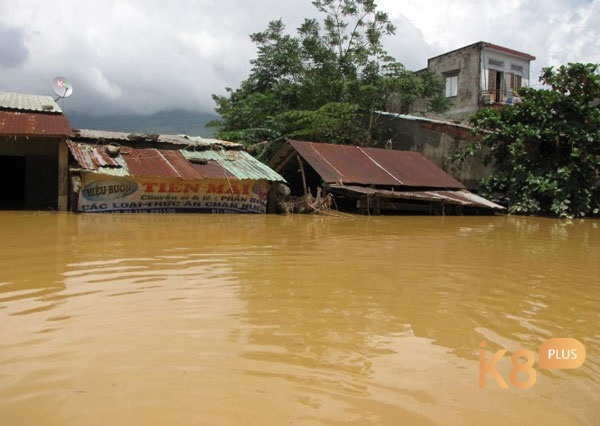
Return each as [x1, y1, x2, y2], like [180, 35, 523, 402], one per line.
[380, 0, 600, 79]
[88, 67, 123, 100]
[0, 0, 597, 115]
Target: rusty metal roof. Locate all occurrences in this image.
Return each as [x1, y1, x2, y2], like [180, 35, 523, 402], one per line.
[123, 148, 217, 179]
[0, 92, 63, 113]
[280, 140, 465, 189]
[329, 185, 504, 210]
[72, 129, 243, 149]
[68, 141, 285, 182]
[184, 135, 244, 149]
[0, 111, 72, 137]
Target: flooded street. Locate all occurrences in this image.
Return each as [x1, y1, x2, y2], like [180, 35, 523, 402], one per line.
[0, 212, 598, 425]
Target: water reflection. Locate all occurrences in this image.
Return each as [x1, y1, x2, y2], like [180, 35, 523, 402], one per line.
[0, 212, 598, 425]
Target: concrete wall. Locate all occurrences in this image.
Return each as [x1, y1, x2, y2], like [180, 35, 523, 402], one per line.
[382, 115, 494, 190]
[406, 43, 534, 123]
[418, 44, 483, 122]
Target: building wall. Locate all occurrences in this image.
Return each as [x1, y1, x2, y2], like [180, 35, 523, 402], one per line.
[383, 115, 494, 190]
[425, 43, 483, 122]
[405, 43, 534, 123]
[480, 47, 532, 103]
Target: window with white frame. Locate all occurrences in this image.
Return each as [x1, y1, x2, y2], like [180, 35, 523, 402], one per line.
[445, 74, 458, 97]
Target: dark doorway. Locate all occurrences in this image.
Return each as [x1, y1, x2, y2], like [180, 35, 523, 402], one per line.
[495, 71, 505, 102]
[0, 155, 26, 209]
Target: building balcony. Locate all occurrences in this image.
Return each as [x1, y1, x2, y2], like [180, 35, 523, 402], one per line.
[479, 90, 522, 107]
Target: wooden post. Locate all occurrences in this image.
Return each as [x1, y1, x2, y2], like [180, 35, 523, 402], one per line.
[57, 139, 69, 211]
[297, 155, 308, 196]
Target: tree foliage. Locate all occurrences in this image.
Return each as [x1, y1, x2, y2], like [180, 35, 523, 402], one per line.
[209, 0, 447, 147]
[464, 63, 600, 218]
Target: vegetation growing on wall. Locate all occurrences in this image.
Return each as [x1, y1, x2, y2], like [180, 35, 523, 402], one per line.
[462, 63, 600, 218]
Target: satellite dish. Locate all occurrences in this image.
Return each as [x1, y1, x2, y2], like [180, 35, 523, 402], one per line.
[52, 76, 73, 100]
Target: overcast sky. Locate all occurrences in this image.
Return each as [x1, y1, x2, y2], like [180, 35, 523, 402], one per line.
[1, 0, 598, 116]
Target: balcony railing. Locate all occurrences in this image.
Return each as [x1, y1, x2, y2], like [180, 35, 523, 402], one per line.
[479, 90, 521, 106]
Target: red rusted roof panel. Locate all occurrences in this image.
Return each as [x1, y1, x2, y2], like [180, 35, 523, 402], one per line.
[359, 146, 465, 188]
[289, 140, 465, 189]
[67, 141, 124, 169]
[68, 142, 238, 180]
[120, 149, 195, 178]
[122, 149, 235, 179]
[293, 140, 393, 184]
[0, 111, 71, 137]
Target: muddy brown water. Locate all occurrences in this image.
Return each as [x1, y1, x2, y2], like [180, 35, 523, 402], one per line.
[0, 212, 598, 425]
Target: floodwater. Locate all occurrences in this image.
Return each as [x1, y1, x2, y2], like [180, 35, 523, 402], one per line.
[0, 212, 598, 426]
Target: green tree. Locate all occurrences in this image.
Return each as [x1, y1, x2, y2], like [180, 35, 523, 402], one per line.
[209, 0, 447, 147]
[464, 63, 600, 218]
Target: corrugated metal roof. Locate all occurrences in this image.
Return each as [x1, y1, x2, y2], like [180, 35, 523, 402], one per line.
[182, 149, 286, 182]
[68, 141, 285, 182]
[285, 140, 465, 189]
[72, 129, 243, 149]
[440, 190, 505, 210]
[329, 185, 504, 210]
[0, 111, 72, 137]
[72, 129, 137, 141]
[377, 111, 474, 131]
[0, 92, 63, 113]
[183, 135, 243, 149]
[123, 148, 206, 179]
[68, 141, 128, 169]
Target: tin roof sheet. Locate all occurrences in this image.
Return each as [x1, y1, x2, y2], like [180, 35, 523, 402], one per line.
[72, 129, 243, 149]
[0, 92, 63, 113]
[377, 111, 474, 131]
[68, 141, 285, 182]
[182, 150, 286, 182]
[285, 140, 465, 189]
[329, 185, 504, 210]
[72, 129, 136, 141]
[68, 141, 128, 169]
[183, 136, 243, 149]
[0, 111, 72, 137]
[123, 148, 205, 179]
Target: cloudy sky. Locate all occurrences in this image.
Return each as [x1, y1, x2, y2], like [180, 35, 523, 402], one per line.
[1, 0, 598, 116]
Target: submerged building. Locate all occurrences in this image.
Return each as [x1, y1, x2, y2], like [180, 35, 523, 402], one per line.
[0, 92, 72, 210]
[269, 140, 503, 215]
[0, 90, 287, 214]
[68, 130, 286, 214]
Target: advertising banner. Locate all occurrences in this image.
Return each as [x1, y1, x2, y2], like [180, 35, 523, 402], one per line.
[77, 173, 268, 213]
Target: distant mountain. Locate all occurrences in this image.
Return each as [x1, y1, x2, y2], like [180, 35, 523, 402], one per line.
[67, 109, 218, 137]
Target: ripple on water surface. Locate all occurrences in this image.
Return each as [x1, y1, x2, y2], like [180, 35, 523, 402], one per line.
[0, 213, 598, 425]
